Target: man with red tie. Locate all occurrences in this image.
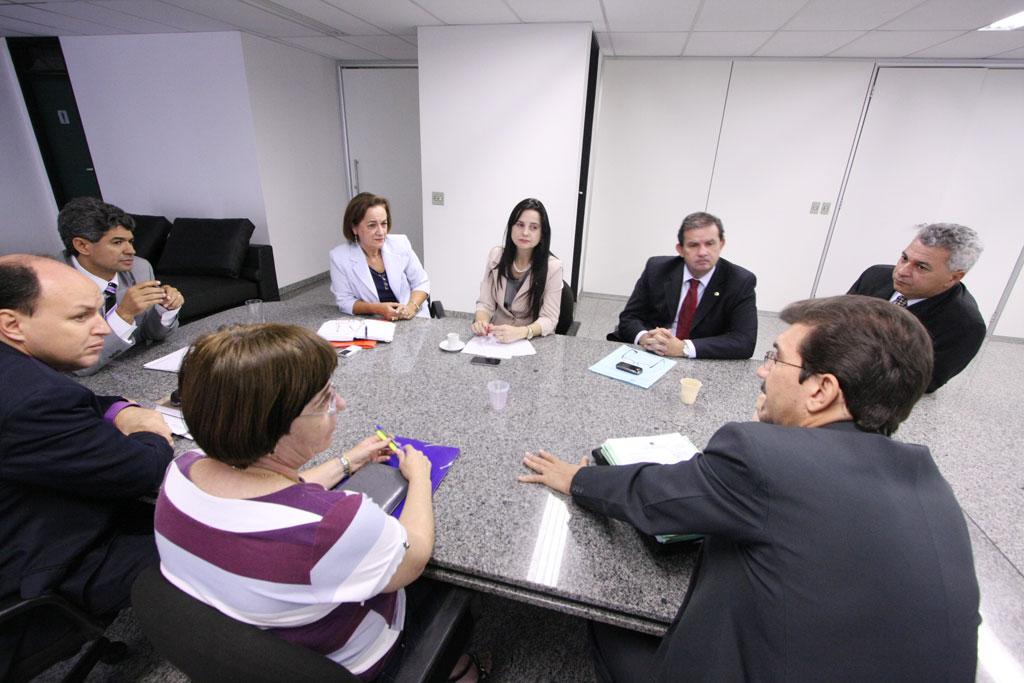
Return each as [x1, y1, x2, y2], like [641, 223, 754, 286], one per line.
[610, 212, 757, 359]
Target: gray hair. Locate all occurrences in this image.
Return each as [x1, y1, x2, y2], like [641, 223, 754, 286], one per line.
[57, 197, 135, 257]
[915, 223, 983, 272]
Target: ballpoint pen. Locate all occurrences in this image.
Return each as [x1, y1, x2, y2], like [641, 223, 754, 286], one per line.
[374, 425, 402, 454]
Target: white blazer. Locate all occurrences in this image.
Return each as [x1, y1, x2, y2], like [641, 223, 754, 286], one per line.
[329, 234, 431, 318]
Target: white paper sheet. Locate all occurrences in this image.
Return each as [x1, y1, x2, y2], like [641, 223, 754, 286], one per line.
[460, 335, 536, 359]
[317, 319, 395, 342]
[143, 346, 189, 373]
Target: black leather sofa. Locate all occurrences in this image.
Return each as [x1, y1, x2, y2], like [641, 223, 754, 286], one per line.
[130, 214, 280, 323]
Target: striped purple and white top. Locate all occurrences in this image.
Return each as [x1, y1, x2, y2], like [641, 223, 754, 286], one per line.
[155, 452, 408, 676]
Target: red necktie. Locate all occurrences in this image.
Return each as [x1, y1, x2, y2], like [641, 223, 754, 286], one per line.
[675, 279, 699, 340]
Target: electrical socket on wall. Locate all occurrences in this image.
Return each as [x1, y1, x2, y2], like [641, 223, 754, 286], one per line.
[432, 192, 444, 206]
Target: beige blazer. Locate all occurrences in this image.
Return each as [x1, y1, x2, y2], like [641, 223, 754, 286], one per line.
[475, 246, 562, 336]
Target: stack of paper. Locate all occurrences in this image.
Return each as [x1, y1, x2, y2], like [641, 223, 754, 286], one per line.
[461, 335, 536, 360]
[317, 319, 395, 343]
[599, 432, 700, 544]
[154, 395, 192, 439]
[589, 345, 675, 389]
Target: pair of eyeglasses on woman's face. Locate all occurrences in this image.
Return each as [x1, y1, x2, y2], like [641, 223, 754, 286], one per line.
[298, 385, 341, 418]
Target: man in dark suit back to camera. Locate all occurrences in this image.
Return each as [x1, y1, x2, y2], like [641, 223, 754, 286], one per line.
[610, 211, 757, 359]
[58, 197, 185, 375]
[848, 222, 985, 392]
[0, 255, 174, 678]
[522, 295, 979, 682]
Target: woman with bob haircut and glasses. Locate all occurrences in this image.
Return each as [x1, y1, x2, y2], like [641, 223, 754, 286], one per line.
[153, 324, 484, 680]
[330, 192, 431, 322]
[472, 198, 562, 343]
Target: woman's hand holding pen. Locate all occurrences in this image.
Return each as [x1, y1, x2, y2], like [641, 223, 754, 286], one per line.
[471, 320, 492, 336]
[343, 436, 393, 473]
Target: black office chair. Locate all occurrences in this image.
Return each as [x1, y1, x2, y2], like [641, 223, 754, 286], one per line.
[132, 566, 473, 683]
[0, 592, 128, 683]
[555, 280, 580, 336]
[429, 298, 446, 319]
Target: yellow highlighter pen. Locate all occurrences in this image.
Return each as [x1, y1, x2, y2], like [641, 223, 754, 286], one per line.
[374, 425, 402, 455]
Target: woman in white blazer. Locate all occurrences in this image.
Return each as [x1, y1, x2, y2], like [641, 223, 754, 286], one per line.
[329, 193, 431, 320]
[472, 198, 562, 343]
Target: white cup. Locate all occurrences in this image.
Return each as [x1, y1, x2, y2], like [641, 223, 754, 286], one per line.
[487, 380, 510, 411]
[446, 332, 461, 349]
[680, 377, 702, 405]
[245, 299, 265, 324]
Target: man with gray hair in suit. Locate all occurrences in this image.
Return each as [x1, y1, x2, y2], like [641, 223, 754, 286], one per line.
[848, 222, 985, 392]
[58, 197, 185, 375]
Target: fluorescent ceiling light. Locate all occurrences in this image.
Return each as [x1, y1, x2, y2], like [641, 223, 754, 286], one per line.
[978, 10, 1024, 30]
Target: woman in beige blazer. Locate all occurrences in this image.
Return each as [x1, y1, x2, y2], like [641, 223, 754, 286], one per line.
[472, 198, 562, 343]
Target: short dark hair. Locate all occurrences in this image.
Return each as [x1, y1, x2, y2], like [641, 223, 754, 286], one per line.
[678, 212, 723, 244]
[780, 295, 932, 436]
[179, 324, 338, 466]
[0, 258, 43, 315]
[57, 197, 136, 257]
[342, 192, 391, 243]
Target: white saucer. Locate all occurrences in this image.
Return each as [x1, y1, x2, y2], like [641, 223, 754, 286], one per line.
[439, 339, 466, 352]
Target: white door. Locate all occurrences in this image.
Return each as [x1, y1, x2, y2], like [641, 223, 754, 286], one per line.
[341, 67, 424, 259]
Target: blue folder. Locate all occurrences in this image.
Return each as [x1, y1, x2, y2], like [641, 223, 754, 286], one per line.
[588, 345, 676, 389]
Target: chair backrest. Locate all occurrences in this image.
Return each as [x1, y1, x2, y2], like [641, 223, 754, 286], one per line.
[131, 566, 357, 683]
[555, 280, 576, 335]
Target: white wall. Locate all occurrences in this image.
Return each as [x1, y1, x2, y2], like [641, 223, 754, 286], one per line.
[0, 41, 60, 256]
[240, 33, 348, 286]
[583, 59, 731, 296]
[418, 23, 592, 313]
[61, 33, 269, 244]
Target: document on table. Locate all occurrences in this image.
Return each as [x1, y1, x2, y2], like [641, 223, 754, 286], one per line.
[589, 345, 675, 389]
[460, 335, 535, 360]
[154, 396, 192, 439]
[600, 433, 699, 466]
[317, 319, 395, 343]
[143, 346, 189, 373]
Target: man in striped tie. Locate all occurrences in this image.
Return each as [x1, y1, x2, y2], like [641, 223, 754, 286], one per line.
[58, 197, 184, 375]
[848, 223, 985, 392]
[610, 211, 758, 359]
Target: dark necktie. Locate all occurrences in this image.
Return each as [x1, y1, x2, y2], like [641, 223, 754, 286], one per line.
[103, 281, 118, 318]
[893, 294, 908, 308]
[675, 279, 699, 340]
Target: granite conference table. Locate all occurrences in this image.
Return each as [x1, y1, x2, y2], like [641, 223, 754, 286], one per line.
[80, 300, 763, 635]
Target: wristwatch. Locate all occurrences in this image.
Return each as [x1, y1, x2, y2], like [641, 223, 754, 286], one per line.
[339, 455, 352, 477]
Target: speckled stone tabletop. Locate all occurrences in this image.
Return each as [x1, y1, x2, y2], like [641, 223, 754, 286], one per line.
[78, 300, 765, 635]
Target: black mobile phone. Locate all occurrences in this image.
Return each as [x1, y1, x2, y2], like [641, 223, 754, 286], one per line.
[470, 356, 501, 366]
[615, 361, 643, 375]
[337, 346, 361, 358]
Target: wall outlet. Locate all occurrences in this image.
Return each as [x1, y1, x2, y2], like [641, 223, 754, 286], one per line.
[810, 201, 821, 214]
[820, 201, 831, 215]
[431, 191, 444, 206]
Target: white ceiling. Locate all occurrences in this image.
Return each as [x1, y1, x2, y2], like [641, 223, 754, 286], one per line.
[1, 0, 1023, 61]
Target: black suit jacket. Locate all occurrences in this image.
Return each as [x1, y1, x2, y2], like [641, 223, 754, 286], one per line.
[572, 421, 979, 682]
[848, 265, 986, 392]
[0, 343, 173, 603]
[612, 257, 757, 359]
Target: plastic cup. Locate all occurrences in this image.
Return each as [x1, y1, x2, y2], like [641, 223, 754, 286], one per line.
[245, 299, 265, 324]
[487, 380, 510, 411]
[680, 378, 702, 405]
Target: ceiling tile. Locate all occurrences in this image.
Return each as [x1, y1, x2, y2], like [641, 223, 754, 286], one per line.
[320, 0, 441, 34]
[602, 0, 700, 32]
[413, 0, 517, 25]
[159, 0, 323, 37]
[338, 34, 417, 59]
[909, 29, 1024, 57]
[91, 1, 238, 32]
[756, 30, 865, 57]
[506, 0, 606, 31]
[882, 0, 1024, 30]
[685, 31, 773, 57]
[264, 0, 384, 35]
[280, 35, 382, 59]
[694, 0, 806, 31]
[608, 31, 686, 56]
[787, 0, 923, 31]
[32, 1, 179, 33]
[0, 3, 126, 33]
[994, 44, 1024, 58]
[0, 14, 65, 34]
[829, 30, 966, 57]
